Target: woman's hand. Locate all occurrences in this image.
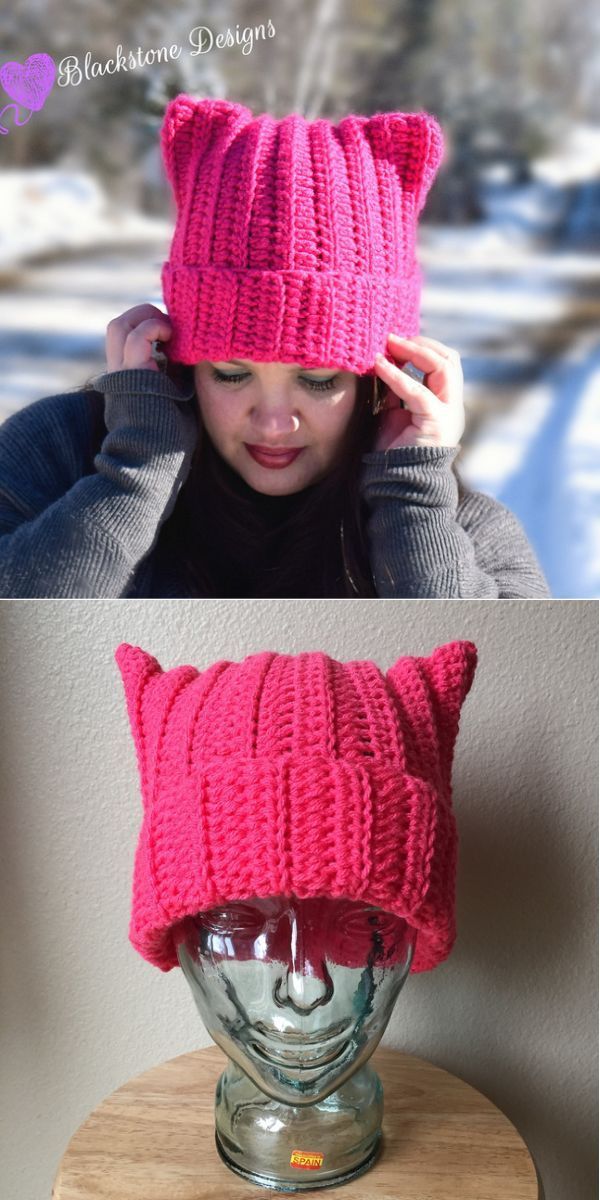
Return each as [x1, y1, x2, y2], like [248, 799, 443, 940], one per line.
[105, 304, 172, 373]
[373, 333, 465, 451]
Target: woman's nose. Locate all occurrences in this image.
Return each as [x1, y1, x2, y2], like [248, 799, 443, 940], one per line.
[250, 396, 301, 437]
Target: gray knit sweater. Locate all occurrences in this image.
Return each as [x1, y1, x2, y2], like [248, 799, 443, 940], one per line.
[0, 367, 550, 598]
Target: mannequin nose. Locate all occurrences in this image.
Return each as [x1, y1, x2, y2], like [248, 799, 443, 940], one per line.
[277, 917, 334, 1007]
[274, 960, 336, 1008]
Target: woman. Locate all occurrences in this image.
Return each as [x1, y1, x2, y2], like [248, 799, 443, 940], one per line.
[0, 96, 548, 598]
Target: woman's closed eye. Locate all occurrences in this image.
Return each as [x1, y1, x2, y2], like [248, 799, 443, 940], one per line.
[210, 368, 338, 393]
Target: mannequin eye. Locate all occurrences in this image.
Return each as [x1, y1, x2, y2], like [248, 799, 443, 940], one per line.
[202, 904, 264, 933]
[342, 910, 396, 934]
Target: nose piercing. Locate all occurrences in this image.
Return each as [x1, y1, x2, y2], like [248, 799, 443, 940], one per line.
[251, 407, 301, 432]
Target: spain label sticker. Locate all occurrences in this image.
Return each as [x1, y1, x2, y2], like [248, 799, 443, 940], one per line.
[290, 1148, 324, 1170]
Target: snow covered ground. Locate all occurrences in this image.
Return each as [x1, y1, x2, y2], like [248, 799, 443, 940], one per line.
[0, 128, 598, 598]
[460, 328, 600, 599]
[0, 169, 170, 274]
[418, 133, 600, 599]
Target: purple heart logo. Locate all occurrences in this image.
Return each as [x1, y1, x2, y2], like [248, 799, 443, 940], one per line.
[0, 53, 56, 112]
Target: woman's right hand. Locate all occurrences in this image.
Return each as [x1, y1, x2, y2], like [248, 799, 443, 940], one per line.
[105, 304, 173, 373]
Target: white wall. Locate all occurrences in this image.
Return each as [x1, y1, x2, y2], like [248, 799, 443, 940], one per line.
[0, 599, 597, 1200]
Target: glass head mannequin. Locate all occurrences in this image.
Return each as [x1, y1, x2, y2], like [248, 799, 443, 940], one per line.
[173, 893, 417, 1192]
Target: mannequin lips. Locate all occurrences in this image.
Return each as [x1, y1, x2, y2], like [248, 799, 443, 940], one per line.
[244, 444, 304, 469]
[249, 1032, 350, 1070]
[250, 1037, 350, 1069]
[255, 1019, 351, 1045]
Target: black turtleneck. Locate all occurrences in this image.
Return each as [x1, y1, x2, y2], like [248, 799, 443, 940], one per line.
[172, 445, 344, 597]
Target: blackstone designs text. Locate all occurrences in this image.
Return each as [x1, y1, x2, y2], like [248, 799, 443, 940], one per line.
[57, 21, 276, 85]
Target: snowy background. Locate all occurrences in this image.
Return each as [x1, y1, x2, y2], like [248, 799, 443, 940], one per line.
[0, 0, 598, 597]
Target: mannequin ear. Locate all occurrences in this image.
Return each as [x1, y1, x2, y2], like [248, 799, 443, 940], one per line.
[159, 93, 253, 207]
[365, 110, 445, 213]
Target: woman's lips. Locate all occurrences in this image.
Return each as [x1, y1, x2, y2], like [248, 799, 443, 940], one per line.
[245, 444, 304, 469]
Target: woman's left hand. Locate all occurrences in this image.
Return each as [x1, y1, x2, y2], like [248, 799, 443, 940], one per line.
[373, 333, 465, 451]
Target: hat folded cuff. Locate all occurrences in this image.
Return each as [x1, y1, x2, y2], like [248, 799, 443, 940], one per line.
[161, 263, 423, 375]
[129, 755, 455, 974]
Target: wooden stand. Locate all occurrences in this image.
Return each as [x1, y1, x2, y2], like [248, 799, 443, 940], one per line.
[52, 1045, 542, 1198]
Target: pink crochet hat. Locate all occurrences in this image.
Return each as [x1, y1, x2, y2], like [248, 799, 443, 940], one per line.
[159, 95, 445, 374]
[115, 641, 477, 975]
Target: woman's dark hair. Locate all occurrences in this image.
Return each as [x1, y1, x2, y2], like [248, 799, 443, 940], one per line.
[75, 358, 468, 598]
[153, 364, 382, 597]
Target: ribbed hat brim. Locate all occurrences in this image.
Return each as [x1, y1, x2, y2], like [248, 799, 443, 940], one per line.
[161, 262, 423, 373]
[128, 754, 457, 974]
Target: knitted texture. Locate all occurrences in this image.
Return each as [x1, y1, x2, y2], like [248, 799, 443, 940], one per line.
[115, 642, 477, 974]
[159, 95, 445, 374]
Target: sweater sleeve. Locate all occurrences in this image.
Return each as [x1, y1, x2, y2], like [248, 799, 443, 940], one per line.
[360, 445, 550, 598]
[0, 368, 197, 598]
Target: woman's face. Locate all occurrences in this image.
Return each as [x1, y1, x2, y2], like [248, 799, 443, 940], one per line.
[193, 358, 358, 495]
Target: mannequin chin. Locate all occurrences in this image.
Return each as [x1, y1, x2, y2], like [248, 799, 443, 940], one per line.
[174, 893, 416, 1105]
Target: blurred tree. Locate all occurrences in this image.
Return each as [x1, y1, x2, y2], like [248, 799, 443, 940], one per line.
[0, 0, 597, 221]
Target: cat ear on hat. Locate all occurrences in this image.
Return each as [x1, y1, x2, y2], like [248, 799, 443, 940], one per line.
[114, 644, 164, 795]
[412, 113, 445, 213]
[426, 640, 478, 715]
[159, 93, 253, 207]
[386, 640, 477, 715]
[364, 110, 446, 214]
[424, 640, 478, 786]
[385, 640, 477, 788]
[114, 643, 163, 712]
[115, 645, 205, 805]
